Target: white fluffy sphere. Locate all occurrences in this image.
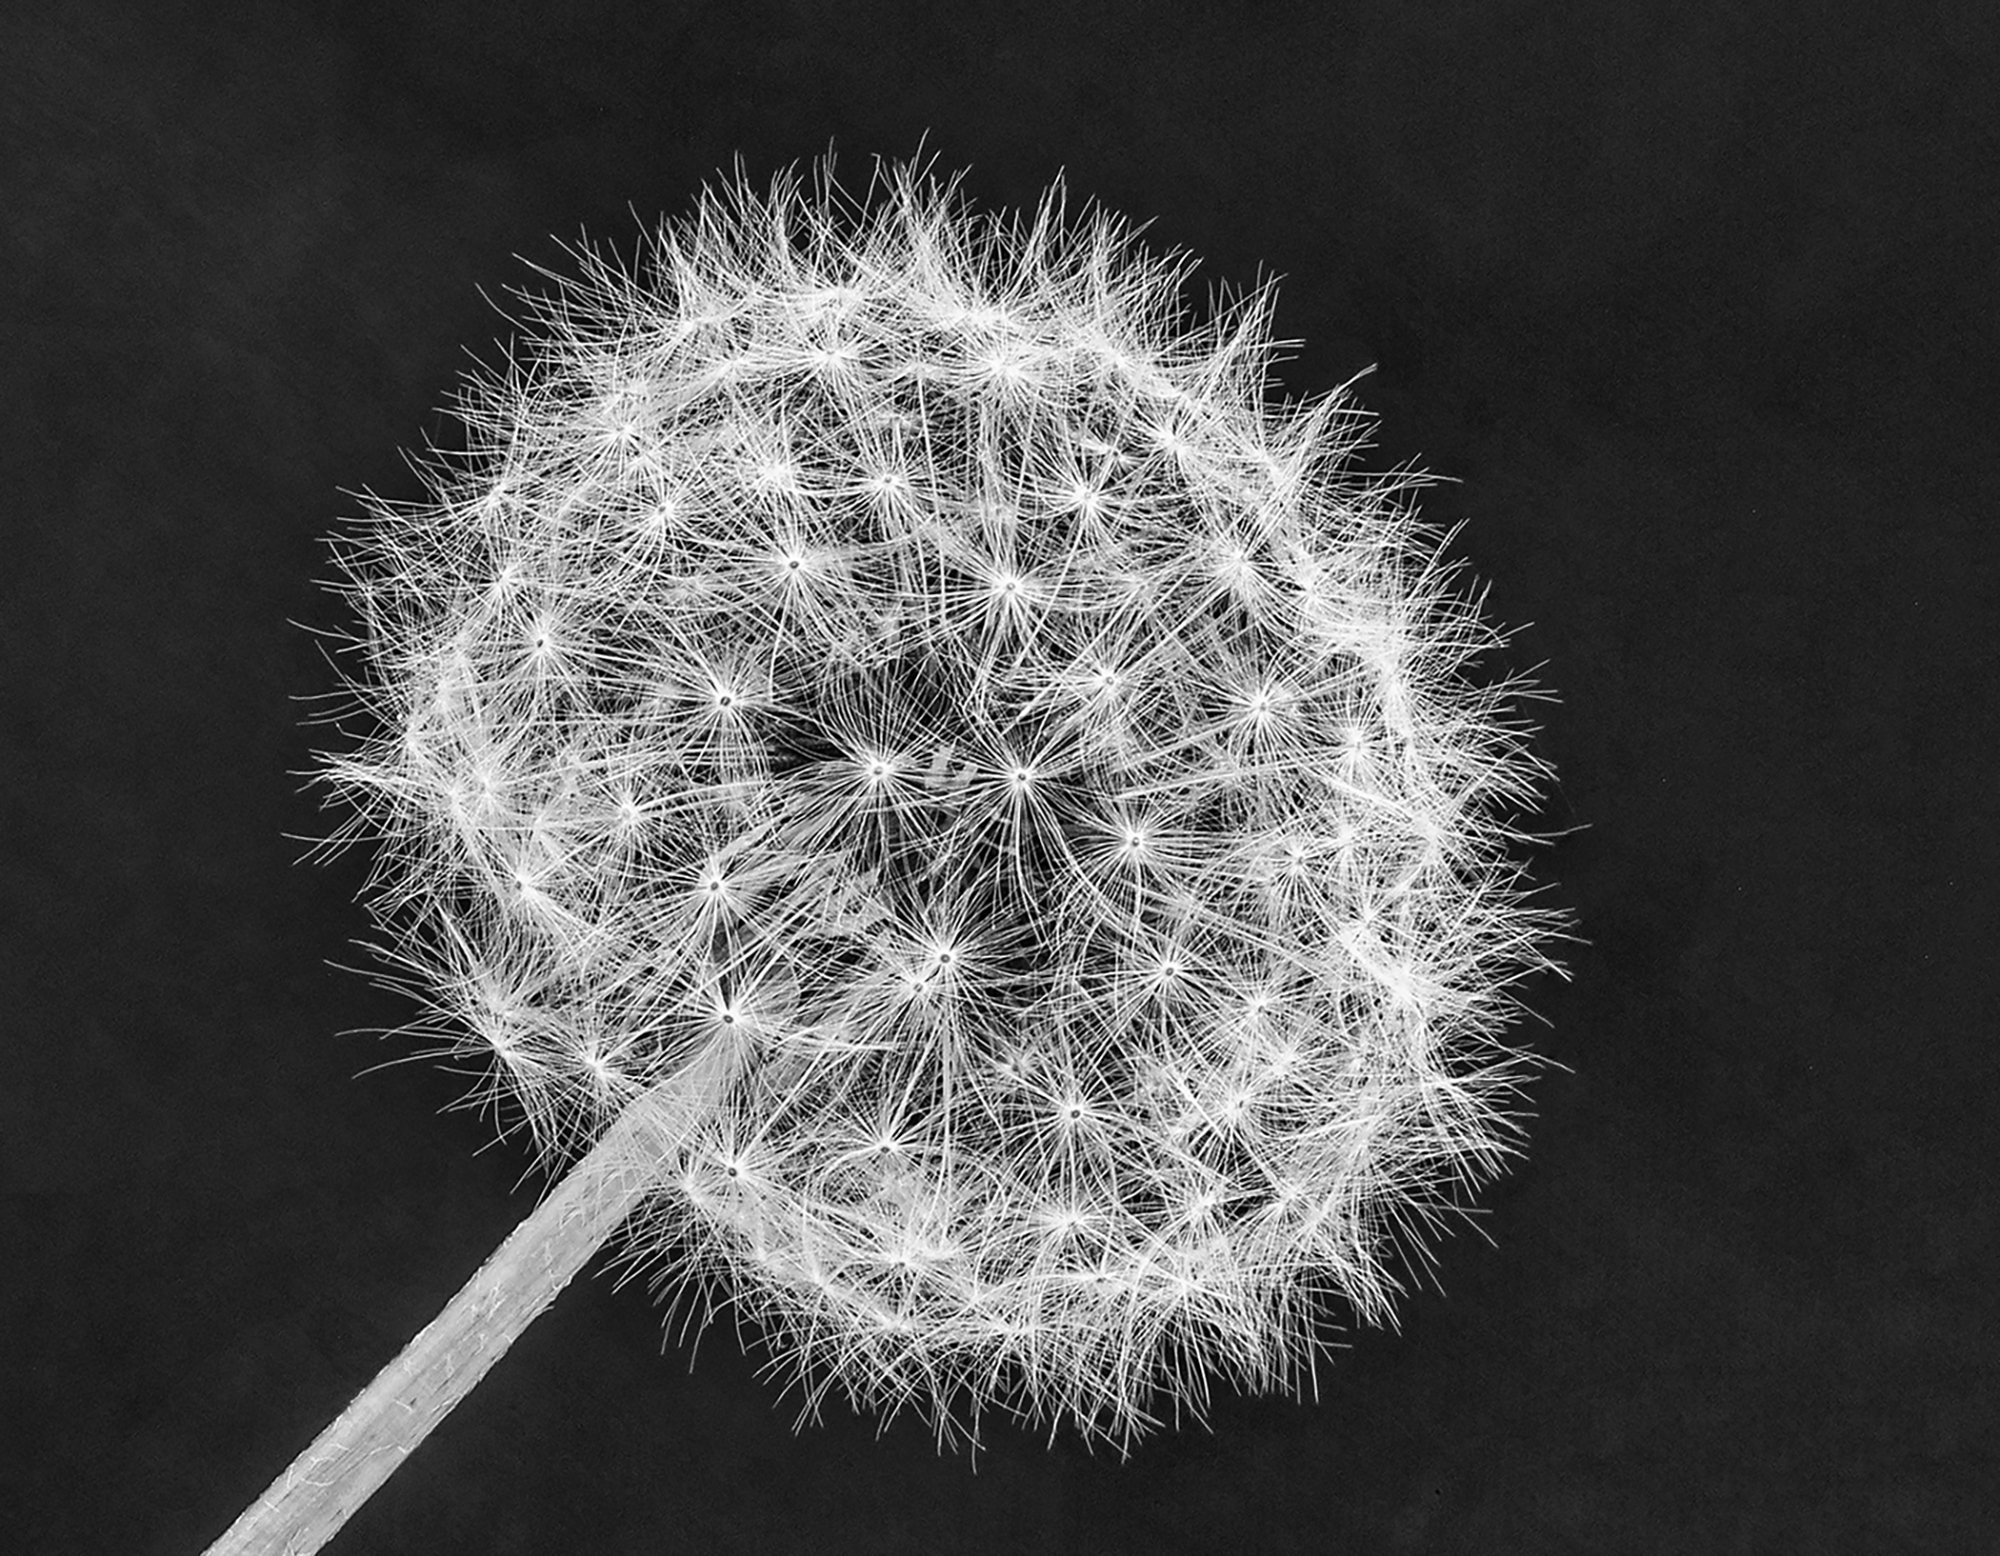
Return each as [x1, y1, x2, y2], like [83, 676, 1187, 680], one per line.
[314, 158, 1565, 1451]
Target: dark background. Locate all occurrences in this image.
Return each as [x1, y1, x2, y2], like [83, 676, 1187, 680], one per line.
[5, 1, 1995, 1551]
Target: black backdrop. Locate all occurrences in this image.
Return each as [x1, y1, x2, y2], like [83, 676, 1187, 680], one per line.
[5, 1, 1994, 1552]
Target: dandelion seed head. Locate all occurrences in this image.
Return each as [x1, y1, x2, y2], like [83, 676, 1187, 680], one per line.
[312, 154, 1567, 1456]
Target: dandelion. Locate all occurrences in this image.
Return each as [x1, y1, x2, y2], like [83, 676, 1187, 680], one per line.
[209, 154, 1568, 1554]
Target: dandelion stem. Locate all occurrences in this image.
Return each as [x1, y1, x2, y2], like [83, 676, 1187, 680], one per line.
[204, 1042, 733, 1556]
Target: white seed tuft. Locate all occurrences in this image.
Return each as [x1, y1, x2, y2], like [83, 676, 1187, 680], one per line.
[310, 155, 1567, 1455]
